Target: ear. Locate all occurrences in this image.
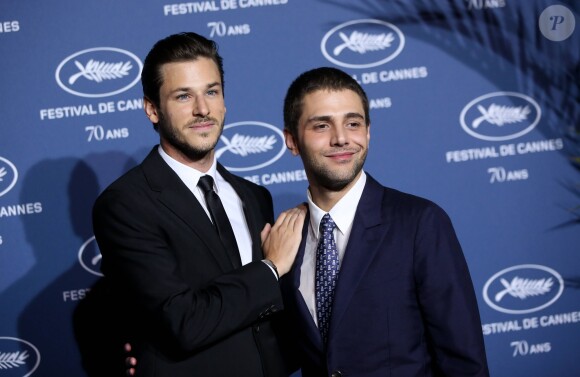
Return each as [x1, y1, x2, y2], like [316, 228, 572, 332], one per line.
[144, 97, 160, 124]
[284, 129, 300, 156]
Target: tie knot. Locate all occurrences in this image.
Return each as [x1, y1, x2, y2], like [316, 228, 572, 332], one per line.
[198, 175, 215, 193]
[320, 213, 336, 233]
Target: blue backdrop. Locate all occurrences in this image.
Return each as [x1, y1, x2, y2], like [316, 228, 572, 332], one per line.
[1, 1, 579, 376]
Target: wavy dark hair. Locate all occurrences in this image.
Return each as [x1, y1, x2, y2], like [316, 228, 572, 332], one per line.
[141, 32, 224, 108]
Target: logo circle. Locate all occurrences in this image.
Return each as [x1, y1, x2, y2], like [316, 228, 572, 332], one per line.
[78, 236, 103, 276]
[321, 19, 405, 69]
[459, 92, 541, 141]
[0, 156, 18, 198]
[0, 337, 41, 377]
[539, 5, 575, 42]
[55, 47, 143, 98]
[482, 264, 564, 314]
[218, 121, 286, 172]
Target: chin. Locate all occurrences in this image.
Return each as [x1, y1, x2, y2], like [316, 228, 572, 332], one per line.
[317, 174, 354, 191]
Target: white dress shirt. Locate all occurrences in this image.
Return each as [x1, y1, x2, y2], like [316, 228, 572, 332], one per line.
[158, 146, 253, 266]
[299, 171, 367, 325]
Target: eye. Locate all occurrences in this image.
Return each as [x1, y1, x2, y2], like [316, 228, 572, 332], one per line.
[346, 121, 361, 128]
[313, 123, 329, 130]
[176, 93, 190, 101]
[206, 85, 222, 97]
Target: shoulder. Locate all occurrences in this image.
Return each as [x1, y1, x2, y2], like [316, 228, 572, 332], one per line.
[93, 152, 159, 215]
[366, 174, 450, 220]
[97, 147, 161, 195]
[92, 167, 145, 223]
[98, 162, 147, 197]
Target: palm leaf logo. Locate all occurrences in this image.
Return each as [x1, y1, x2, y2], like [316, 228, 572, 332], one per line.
[472, 104, 531, 129]
[494, 277, 553, 302]
[0, 350, 29, 369]
[333, 31, 395, 56]
[68, 59, 133, 85]
[216, 134, 277, 159]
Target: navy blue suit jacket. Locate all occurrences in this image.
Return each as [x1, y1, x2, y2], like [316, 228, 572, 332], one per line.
[281, 174, 489, 377]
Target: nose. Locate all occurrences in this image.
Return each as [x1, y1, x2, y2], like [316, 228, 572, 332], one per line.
[330, 125, 347, 146]
[193, 94, 210, 117]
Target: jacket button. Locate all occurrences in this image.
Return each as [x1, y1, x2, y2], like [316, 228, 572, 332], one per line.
[331, 371, 342, 377]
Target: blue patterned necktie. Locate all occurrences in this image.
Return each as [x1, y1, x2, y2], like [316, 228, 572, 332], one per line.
[315, 213, 340, 345]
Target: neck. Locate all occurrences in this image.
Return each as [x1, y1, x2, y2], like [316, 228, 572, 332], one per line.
[160, 142, 215, 173]
[308, 172, 361, 212]
[309, 189, 343, 212]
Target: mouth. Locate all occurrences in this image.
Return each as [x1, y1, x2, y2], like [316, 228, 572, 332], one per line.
[187, 118, 215, 131]
[325, 149, 357, 161]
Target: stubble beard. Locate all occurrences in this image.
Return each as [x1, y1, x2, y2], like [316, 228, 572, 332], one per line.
[303, 148, 367, 192]
[158, 113, 224, 161]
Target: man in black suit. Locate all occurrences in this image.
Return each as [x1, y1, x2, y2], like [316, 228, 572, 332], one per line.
[280, 67, 489, 377]
[92, 32, 304, 377]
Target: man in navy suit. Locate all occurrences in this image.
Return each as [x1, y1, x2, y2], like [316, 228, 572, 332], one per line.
[280, 67, 489, 377]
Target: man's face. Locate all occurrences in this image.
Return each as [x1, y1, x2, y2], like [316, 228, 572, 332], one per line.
[144, 58, 226, 164]
[285, 89, 370, 192]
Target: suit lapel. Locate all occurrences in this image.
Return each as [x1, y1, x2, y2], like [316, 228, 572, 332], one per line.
[290, 212, 324, 349]
[329, 175, 387, 338]
[141, 147, 232, 271]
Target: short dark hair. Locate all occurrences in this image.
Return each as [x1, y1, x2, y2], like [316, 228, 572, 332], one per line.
[283, 67, 370, 137]
[141, 32, 225, 108]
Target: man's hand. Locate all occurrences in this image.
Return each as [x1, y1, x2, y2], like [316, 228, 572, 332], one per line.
[124, 343, 137, 376]
[261, 204, 307, 276]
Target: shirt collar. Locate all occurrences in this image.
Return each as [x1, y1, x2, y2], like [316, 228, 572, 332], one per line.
[307, 171, 367, 238]
[157, 145, 220, 192]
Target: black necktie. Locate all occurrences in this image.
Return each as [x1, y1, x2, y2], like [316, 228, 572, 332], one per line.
[198, 175, 242, 268]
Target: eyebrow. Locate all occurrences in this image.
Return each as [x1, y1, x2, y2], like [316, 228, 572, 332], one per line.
[306, 112, 365, 123]
[206, 81, 221, 89]
[171, 81, 222, 93]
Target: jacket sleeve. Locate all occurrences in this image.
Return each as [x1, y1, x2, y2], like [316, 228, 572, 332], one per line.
[413, 203, 490, 377]
[92, 185, 283, 354]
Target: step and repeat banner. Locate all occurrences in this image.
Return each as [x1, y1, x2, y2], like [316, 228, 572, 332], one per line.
[1, 1, 578, 376]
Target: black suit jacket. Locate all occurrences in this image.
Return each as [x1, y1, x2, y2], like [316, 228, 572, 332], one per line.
[281, 174, 489, 377]
[93, 147, 289, 377]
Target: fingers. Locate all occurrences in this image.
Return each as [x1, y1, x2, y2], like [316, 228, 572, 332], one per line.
[262, 205, 307, 276]
[124, 343, 136, 376]
[126, 357, 136, 376]
[285, 208, 305, 232]
[287, 206, 306, 231]
[260, 223, 272, 245]
[272, 206, 306, 231]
